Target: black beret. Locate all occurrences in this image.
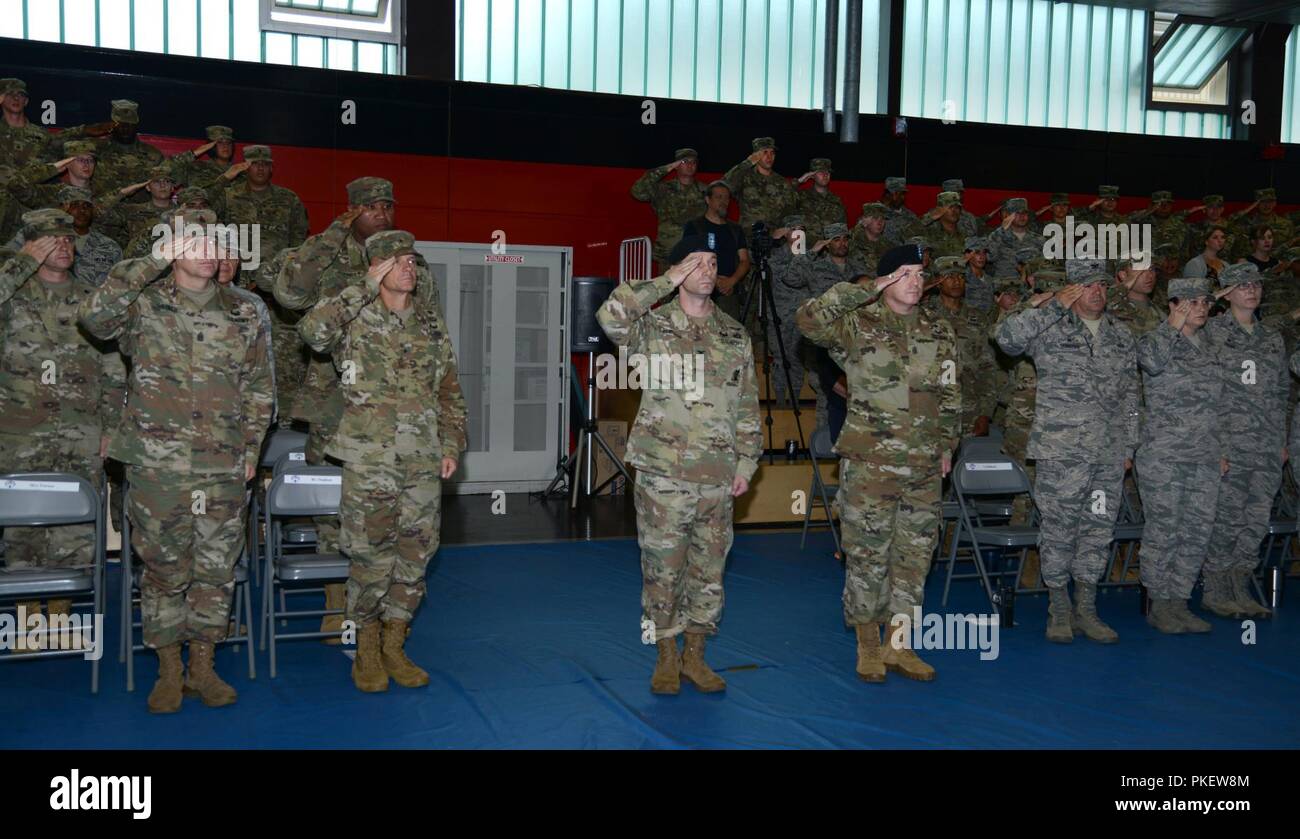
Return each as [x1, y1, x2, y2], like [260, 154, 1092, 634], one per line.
[668, 234, 715, 266]
[876, 243, 925, 278]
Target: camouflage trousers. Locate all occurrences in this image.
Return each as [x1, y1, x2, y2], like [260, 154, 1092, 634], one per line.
[126, 466, 246, 649]
[1205, 457, 1283, 574]
[1135, 456, 1220, 600]
[0, 431, 101, 570]
[1033, 460, 1124, 588]
[837, 457, 941, 625]
[632, 470, 734, 639]
[339, 458, 443, 625]
[1001, 419, 1035, 526]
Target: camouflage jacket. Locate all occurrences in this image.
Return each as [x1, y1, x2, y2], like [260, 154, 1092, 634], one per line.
[207, 181, 310, 267]
[847, 227, 891, 278]
[795, 188, 847, 241]
[995, 299, 1139, 462]
[1106, 288, 1163, 338]
[722, 159, 796, 232]
[796, 283, 960, 465]
[1204, 313, 1288, 463]
[963, 267, 996, 312]
[78, 255, 274, 475]
[165, 149, 231, 188]
[0, 253, 125, 453]
[297, 276, 466, 465]
[785, 251, 869, 299]
[1228, 212, 1294, 260]
[918, 218, 968, 258]
[90, 138, 165, 196]
[923, 296, 998, 425]
[883, 206, 919, 245]
[4, 161, 132, 245]
[1137, 321, 1229, 464]
[987, 227, 1046, 280]
[629, 167, 707, 264]
[595, 274, 761, 486]
[6, 226, 122, 288]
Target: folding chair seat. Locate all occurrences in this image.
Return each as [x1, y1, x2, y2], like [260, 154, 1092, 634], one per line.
[942, 454, 1039, 612]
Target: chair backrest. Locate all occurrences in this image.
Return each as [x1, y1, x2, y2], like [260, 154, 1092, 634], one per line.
[0, 473, 98, 527]
[952, 453, 1032, 497]
[272, 449, 310, 478]
[809, 427, 836, 460]
[260, 429, 309, 468]
[266, 466, 343, 517]
[958, 435, 1004, 460]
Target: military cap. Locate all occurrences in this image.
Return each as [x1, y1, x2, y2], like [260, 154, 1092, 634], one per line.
[936, 191, 962, 208]
[206, 125, 234, 141]
[21, 208, 75, 239]
[1074, 271, 1111, 287]
[884, 177, 907, 193]
[347, 176, 395, 206]
[673, 148, 698, 161]
[176, 186, 209, 206]
[243, 145, 272, 162]
[365, 229, 417, 262]
[668, 234, 715, 265]
[1153, 242, 1179, 258]
[63, 140, 98, 158]
[994, 275, 1024, 296]
[111, 99, 140, 124]
[823, 222, 849, 239]
[782, 214, 805, 228]
[1098, 185, 1120, 198]
[932, 256, 966, 276]
[1168, 276, 1214, 300]
[942, 179, 965, 193]
[164, 207, 218, 227]
[706, 178, 731, 194]
[148, 164, 174, 182]
[1114, 255, 1152, 273]
[1050, 192, 1070, 205]
[1066, 259, 1108, 282]
[1025, 257, 1055, 276]
[860, 202, 888, 219]
[811, 158, 832, 173]
[57, 185, 93, 205]
[877, 243, 925, 277]
[1004, 197, 1029, 213]
[907, 235, 931, 250]
[1033, 269, 1068, 293]
[964, 236, 990, 252]
[1255, 187, 1277, 201]
[1202, 194, 1224, 207]
[1015, 246, 1040, 266]
[1218, 262, 1262, 289]
[751, 137, 777, 152]
[1151, 190, 1173, 203]
[0, 78, 27, 96]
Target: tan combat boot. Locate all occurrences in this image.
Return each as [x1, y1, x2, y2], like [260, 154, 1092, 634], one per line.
[649, 637, 681, 695]
[147, 643, 184, 714]
[1200, 571, 1244, 619]
[1169, 599, 1212, 633]
[854, 622, 886, 683]
[183, 641, 238, 707]
[351, 620, 389, 693]
[380, 619, 429, 688]
[1045, 586, 1074, 643]
[1229, 568, 1272, 620]
[320, 582, 345, 645]
[882, 622, 936, 681]
[679, 633, 726, 693]
[1146, 599, 1184, 634]
[1072, 582, 1118, 643]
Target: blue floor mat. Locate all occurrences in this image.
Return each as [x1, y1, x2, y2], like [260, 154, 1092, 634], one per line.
[2, 531, 1297, 749]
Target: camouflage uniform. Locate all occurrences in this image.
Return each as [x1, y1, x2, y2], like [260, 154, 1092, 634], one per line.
[596, 273, 761, 639]
[994, 282, 1140, 589]
[88, 100, 165, 196]
[78, 251, 273, 648]
[939, 180, 979, 238]
[205, 146, 309, 269]
[629, 149, 707, 270]
[1184, 196, 1236, 262]
[1228, 189, 1294, 262]
[961, 236, 998, 312]
[796, 282, 960, 626]
[795, 159, 846, 240]
[918, 193, 968, 258]
[0, 211, 125, 569]
[723, 138, 797, 233]
[1078, 186, 1127, 228]
[1106, 286, 1163, 337]
[1130, 192, 1191, 257]
[847, 203, 892, 277]
[924, 259, 998, 433]
[165, 125, 236, 187]
[766, 221, 814, 407]
[785, 245, 867, 429]
[297, 231, 466, 625]
[881, 178, 918, 244]
[0, 78, 92, 170]
[3, 185, 123, 288]
[987, 201, 1047, 279]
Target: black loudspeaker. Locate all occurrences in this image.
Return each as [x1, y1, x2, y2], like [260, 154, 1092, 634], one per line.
[570, 276, 617, 354]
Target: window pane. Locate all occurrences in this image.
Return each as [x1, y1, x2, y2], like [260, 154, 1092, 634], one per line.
[0, 0, 22, 39]
[199, 0, 231, 59]
[134, 0, 166, 54]
[64, 0, 98, 46]
[327, 37, 355, 70]
[357, 40, 383, 72]
[296, 34, 324, 68]
[26, 0, 60, 43]
[233, 0, 260, 61]
[168, 0, 199, 57]
[99, 0, 132, 48]
[264, 31, 293, 65]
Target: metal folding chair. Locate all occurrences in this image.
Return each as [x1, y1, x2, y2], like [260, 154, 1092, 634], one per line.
[262, 464, 349, 678]
[942, 453, 1039, 611]
[1256, 471, 1298, 606]
[248, 428, 309, 585]
[801, 427, 841, 553]
[1102, 484, 1144, 588]
[0, 472, 106, 693]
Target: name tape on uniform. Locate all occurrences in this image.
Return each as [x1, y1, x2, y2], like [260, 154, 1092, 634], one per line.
[0, 479, 81, 492]
[284, 474, 342, 486]
[288, 452, 306, 461]
[964, 462, 1013, 471]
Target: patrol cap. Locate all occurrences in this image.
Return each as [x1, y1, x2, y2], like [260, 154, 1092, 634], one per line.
[1050, 192, 1070, 205]
[782, 214, 805, 228]
[751, 137, 777, 152]
[243, 145, 273, 162]
[57, 185, 93, 205]
[667, 234, 715, 266]
[1066, 259, 1108, 282]
[63, 140, 97, 158]
[1217, 261, 1261, 290]
[823, 222, 849, 239]
[1075, 271, 1111, 287]
[1153, 242, 1180, 259]
[148, 164, 174, 182]
[1255, 187, 1277, 201]
[1202, 194, 1224, 207]
[884, 177, 907, 194]
[674, 148, 698, 161]
[206, 125, 234, 141]
[994, 275, 1024, 296]
[1168, 276, 1214, 300]
[0, 78, 27, 96]
[347, 176, 395, 206]
[859, 202, 888, 219]
[1114, 255, 1153, 273]
[932, 255, 965, 276]
[877, 243, 925, 277]
[1098, 185, 1120, 199]
[964, 236, 990, 252]
[111, 99, 140, 124]
[21, 208, 75, 238]
[1015, 246, 1040, 266]
[1151, 190, 1173, 203]
[365, 229, 417, 262]
[811, 158, 832, 173]
[164, 207, 219, 227]
[937, 191, 962, 208]
[1004, 197, 1029, 213]
[176, 186, 209, 207]
[1033, 269, 1068, 293]
[942, 178, 965, 193]
[1025, 257, 1055, 276]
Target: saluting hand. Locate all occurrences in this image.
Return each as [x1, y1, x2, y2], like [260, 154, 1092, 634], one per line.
[222, 160, 252, 180]
[1054, 284, 1085, 310]
[366, 256, 397, 285]
[1027, 291, 1055, 308]
[192, 140, 217, 157]
[20, 236, 61, 265]
[1168, 299, 1192, 331]
[119, 180, 150, 197]
[335, 206, 365, 228]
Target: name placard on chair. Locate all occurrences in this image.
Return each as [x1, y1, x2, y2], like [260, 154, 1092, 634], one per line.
[0, 479, 80, 492]
[965, 463, 1013, 471]
[288, 452, 306, 461]
[284, 474, 342, 486]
